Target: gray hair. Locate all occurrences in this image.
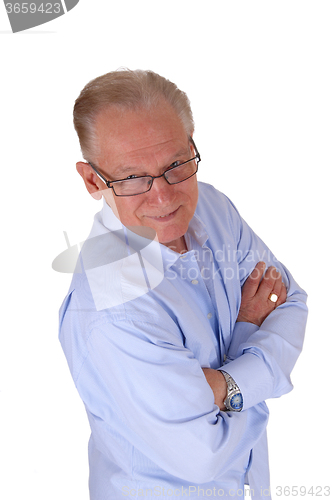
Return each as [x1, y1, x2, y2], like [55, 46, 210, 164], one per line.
[73, 69, 195, 161]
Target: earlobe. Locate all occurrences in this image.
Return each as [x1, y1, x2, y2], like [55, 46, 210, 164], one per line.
[76, 161, 102, 200]
[91, 190, 103, 200]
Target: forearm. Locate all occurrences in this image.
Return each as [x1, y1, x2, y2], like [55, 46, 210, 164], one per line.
[202, 367, 227, 410]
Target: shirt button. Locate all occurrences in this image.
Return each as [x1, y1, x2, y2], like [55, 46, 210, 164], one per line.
[207, 312, 213, 319]
[191, 279, 199, 285]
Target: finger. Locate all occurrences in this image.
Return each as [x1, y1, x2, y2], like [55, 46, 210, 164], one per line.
[271, 270, 283, 299]
[257, 266, 278, 299]
[276, 282, 287, 307]
[242, 261, 266, 299]
[267, 270, 283, 308]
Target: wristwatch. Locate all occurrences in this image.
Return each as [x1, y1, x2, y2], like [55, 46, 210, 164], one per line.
[220, 370, 243, 412]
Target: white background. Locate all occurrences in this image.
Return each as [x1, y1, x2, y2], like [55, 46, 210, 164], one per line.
[1, 1, 331, 499]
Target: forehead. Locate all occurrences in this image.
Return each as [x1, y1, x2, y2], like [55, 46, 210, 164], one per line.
[94, 102, 189, 170]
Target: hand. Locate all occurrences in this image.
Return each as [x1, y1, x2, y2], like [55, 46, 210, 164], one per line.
[202, 368, 227, 411]
[236, 261, 287, 327]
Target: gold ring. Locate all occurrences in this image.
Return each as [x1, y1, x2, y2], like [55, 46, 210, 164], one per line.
[268, 293, 278, 303]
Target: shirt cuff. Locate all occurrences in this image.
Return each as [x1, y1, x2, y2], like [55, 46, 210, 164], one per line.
[221, 352, 274, 410]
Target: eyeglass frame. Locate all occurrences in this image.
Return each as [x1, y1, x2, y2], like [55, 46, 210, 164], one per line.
[87, 136, 201, 197]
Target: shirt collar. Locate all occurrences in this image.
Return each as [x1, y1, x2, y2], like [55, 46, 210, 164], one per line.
[185, 212, 209, 249]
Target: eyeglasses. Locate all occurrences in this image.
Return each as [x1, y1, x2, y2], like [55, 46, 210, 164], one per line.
[88, 137, 201, 197]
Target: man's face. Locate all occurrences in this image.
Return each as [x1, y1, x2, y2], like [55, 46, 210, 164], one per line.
[92, 102, 199, 253]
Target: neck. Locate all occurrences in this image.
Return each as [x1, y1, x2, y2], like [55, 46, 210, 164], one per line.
[164, 236, 188, 254]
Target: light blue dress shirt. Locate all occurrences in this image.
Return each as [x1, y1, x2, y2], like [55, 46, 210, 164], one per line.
[59, 182, 307, 499]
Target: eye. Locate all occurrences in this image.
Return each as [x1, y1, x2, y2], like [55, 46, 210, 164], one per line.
[169, 160, 181, 169]
[126, 174, 138, 179]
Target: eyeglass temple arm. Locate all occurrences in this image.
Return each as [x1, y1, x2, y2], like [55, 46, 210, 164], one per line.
[88, 162, 112, 188]
[189, 136, 201, 162]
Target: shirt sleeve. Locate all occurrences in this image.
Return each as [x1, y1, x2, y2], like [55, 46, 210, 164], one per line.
[220, 197, 308, 410]
[70, 309, 269, 484]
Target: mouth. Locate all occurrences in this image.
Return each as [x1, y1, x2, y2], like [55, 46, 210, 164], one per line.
[147, 207, 180, 222]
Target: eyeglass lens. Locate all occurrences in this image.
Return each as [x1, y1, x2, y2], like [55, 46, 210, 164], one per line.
[113, 159, 198, 196]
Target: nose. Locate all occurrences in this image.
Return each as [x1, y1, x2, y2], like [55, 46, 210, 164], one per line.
[148, 175, 175, 205]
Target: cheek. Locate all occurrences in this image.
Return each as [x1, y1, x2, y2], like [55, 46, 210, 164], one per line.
[112, 197, 143, 226]
[102, 190, 118, 213]
[183, 180, 199, 213]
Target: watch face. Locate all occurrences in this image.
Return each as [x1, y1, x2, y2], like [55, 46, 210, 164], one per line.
[230, 393, 243, 411]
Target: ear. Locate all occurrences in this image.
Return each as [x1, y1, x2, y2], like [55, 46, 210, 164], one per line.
[76, 162, 103, 200]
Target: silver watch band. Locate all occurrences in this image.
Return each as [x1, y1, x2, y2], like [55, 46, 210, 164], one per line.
[220, 370, 243, 412]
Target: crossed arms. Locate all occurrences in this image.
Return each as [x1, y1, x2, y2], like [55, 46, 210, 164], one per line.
[203, 261, 288, 410]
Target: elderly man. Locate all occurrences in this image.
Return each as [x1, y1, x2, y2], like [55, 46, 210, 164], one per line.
[59, 69, 307, 499]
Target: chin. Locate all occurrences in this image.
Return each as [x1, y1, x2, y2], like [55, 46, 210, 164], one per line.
[158, 226, 187, 247]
